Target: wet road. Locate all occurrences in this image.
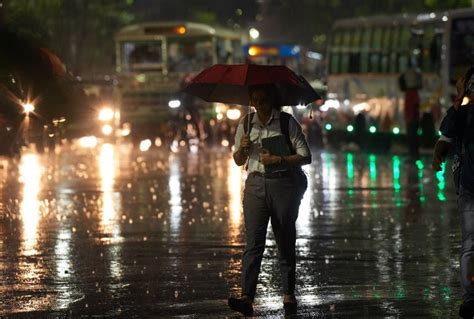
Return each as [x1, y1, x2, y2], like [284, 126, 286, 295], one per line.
[0, 143, 463, 317]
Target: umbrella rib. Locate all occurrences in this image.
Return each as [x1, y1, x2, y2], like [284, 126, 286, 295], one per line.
[244, 64, 250, 90]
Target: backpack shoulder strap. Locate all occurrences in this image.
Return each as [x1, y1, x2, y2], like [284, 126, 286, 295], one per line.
[243, 112, 255, 135]
[279, 112, 296, 154]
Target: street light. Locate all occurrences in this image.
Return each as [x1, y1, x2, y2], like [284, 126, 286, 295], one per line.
[249, 28, 260, 40]
[21, 101, 35, 146]
[22, 102, 35, 114]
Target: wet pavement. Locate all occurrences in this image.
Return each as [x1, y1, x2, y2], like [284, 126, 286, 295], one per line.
[0, 143, 464, 318]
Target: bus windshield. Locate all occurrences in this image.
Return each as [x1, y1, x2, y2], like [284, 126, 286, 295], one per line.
[450, 17, 474, 82]
[121, 40, 163, 72]
[167, 36, 214, 73]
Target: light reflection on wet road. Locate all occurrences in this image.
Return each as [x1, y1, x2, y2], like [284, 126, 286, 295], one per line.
[0, 144, 462, 317]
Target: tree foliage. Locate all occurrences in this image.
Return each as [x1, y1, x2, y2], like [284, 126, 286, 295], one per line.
[4, 0, 135, 76]
[131, 0, 258, 29]
[2, 0, 472, 75]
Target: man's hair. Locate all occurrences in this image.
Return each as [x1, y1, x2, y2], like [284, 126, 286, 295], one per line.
[248, 84, 281, 110]
[464, 66, 474, 92]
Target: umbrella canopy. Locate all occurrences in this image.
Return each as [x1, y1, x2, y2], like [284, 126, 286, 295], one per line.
[182, 64, 321, 106]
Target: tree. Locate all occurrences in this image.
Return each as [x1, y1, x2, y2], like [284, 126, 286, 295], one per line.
[131, 0, 258, 29]
[4, 0, 135, 76]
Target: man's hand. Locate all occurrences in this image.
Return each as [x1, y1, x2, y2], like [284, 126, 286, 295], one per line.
[259, 148, 280, 165]
[240, 134, 252, 149]
[233, 134, 252, 166]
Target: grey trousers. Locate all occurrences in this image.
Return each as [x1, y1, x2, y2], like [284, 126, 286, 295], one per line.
[459, 185, 474, 302]
[241, 173, 303, 299]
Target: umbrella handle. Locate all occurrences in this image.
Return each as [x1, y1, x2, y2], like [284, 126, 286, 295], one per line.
[247, 105, 251, 136]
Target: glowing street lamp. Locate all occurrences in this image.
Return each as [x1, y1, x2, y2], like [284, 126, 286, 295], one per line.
[22, 102, 35, 114]
[249, 28, 260, 40]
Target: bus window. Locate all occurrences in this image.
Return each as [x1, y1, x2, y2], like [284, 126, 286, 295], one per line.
[430, 30, 443, 72]
[360, 28, 372, 73]
[370, 27, 383, 72]
[398, 26, 411, 71]
[389, 27, 400, 73]
[329, 32, 342, 73]
[420, 26, 433, 72]
[231, 40, 244, 63]
[450, 17, 474, 83]
[409, 28, 423, 69]
[349, 29, 362, 73]
[380, 27, 391, 73]
[429, 28, 444, 73]
[121, 40, 163, 72]
[340, 30, 351, 73]
[216, 38, 232, 64]
[330, 50, 340, 74]
[167, 36, 214, 72]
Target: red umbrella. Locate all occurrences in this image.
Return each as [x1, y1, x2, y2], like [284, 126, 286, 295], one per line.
[182, 64, 321, 106]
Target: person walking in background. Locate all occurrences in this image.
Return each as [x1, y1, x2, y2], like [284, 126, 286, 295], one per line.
[399, 59, 423, 160]
[432, 67, 474, 318]
[229, 85, 311, 317]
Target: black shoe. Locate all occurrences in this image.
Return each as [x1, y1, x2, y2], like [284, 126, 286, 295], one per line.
[459, 300, 474, 318]
[283, 301, 297, 316]
[228, 297, 253, 316]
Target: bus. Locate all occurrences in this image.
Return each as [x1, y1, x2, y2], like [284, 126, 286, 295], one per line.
[243, 42, 326, 90]
[114, 21, 247, 146]
[325, 8, 474, 148]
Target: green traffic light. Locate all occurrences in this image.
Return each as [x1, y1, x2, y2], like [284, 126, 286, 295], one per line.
[325, 123, 332, 131]
[347, 125, 354, 132]
[369, 126, 376, 133]
[392, 127, 400, 135]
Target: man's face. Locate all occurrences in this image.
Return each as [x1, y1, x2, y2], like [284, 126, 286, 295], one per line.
[250, 89, 273, 113]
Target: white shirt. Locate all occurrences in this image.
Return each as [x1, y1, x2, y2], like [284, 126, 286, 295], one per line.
[233, 109, 311, 173]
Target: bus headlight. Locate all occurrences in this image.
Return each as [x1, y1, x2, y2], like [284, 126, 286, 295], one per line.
[168, 99, 181, 108]
[139, 139, 152, 152]
[99, 107, 114, 121]
[102, 124, 113, 136]
[78, 136, 97, 148]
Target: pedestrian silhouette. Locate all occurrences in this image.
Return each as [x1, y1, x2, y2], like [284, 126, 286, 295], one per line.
[399, 59, 423, 160]
[229, 85, 311, 316]
[432, 66, 474, 318]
